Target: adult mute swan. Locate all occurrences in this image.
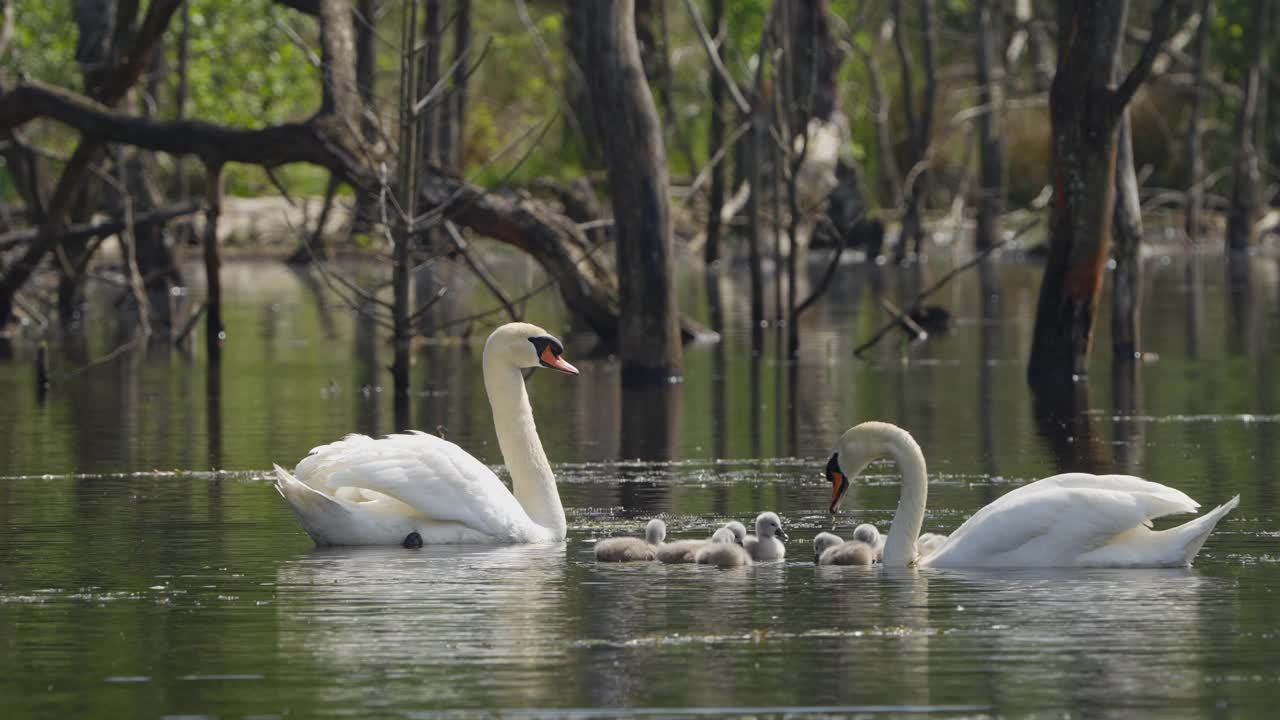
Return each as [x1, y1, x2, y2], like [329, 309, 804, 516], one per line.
[825, 422, 1240, 568]
[273, 322, 579, 546]
[595, 519, 666, 562]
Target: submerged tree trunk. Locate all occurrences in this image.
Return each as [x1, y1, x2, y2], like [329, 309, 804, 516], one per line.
[1184, 0, 1212, 245]
[572, 0, 682, 381]
[703, 0, 726, 266]
[974, 0, 1005, 250]
[894, 0, 937, 260]
[203, 164, 224, 357]
[1112, 110, 1142, 361]
[1226, 0, 1268, 251]
[1027, 0, 1176, 385]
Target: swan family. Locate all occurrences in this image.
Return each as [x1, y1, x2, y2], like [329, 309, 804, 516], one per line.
[275, 323, 1241, 570]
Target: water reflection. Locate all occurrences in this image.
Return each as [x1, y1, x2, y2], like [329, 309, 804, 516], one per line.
[1, 250, 1279, 715]
[276, 544, 569, 707]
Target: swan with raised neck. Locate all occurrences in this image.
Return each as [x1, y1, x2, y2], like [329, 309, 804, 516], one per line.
[274, 322, 578, 546]
[824, 421, 1240, 568]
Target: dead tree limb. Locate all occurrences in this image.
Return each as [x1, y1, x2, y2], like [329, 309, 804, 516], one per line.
[0, 201, 199, 251]
[854, 217, 1040, 357]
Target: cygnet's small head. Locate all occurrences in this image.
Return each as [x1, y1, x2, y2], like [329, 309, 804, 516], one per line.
[485, 322, 579, 375]
[852, 523, 880, 545]
[645, 519, 666, 545]
[813, 531, 843, 562]
[724, 521, 748, 545]
[709, 527, 737, 544]
[755, 512, 788, 541]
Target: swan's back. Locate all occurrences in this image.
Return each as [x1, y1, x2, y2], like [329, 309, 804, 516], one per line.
[278, 432, 553, 545]
[922, 473, 1239, 568]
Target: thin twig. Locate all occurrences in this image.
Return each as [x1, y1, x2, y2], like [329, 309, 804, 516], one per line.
[681, 0, 751, 114]
[443, 221, 519, 322]
[173, 301, 208, 347]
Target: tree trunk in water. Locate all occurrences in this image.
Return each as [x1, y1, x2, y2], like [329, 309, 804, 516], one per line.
[394, 0, 421, 429]
[974, 0, 1005, 250]
[894, 0, 936, 260]
[1027, 0, 1175, 385]
[1226, 0, 1267, 251]
[1184, 0, 1211, 245]
[442, 0, 470, 172]
[703, 0, 726, 266]
[1112, 109, 1142, 361]
[352, 0, 378, 232]
[572, 0, 682, 381]
[203, 164, 224, 359]
[890, 0, 917, 262]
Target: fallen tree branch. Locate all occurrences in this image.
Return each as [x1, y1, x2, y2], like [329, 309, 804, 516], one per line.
[0, 78, 373, 185]
[0, 201, 199, 251]
[853, 217, 1040, 357]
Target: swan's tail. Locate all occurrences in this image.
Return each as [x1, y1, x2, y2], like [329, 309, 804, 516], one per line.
[1171, 495, 1240, 566]
[273, 463, 347, 546]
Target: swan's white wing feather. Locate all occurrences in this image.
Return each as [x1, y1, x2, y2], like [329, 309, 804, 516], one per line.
[924, 481, 1200, 568]
[1010, 473, 1199, 510]
[293, 432, 534, 541]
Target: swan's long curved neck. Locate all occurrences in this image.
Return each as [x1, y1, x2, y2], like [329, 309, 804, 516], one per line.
[483, 353, 566, 537]
[881, 432, 928, 567]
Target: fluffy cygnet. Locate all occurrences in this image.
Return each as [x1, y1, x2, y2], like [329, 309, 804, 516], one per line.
[657, 522, 742, 564]
[916, 532, 948, 559]
[724, 521, 748, 545]
[852, 523, 885, 560]
[813, 531, 876, 565]
[743, 512, 788, 561]
[594, 519, 666, 562]
[695, 527, 753, 567]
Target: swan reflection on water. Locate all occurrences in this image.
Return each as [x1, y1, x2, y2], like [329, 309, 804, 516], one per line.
[275, 544, 570, 706]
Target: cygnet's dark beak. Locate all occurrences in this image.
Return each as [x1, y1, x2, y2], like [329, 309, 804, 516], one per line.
[775, 527, 789, 541]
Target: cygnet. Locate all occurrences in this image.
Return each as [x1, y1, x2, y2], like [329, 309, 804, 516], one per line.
[594, 519, 666, 562]
[852, 522, 885, 560]
[916, 532, 948, 559]
[813, 531, 876, 565]
[657, 522, 742, 564]
[724, 521, 748, 545]
[743, 512, 788, 561]
[695, 527, 753, 567]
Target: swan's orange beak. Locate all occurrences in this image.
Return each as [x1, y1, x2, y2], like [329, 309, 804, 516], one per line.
[540, 346, 579, 375]
[826, 453, 848, 514]
[828, 470, 848, 514]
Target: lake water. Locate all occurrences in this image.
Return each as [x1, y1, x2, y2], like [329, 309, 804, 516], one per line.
[1, 245, 1278, 718]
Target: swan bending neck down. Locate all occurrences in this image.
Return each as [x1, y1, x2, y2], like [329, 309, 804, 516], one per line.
[825, 421, 1240, 569]
[274, 322, 579, 546]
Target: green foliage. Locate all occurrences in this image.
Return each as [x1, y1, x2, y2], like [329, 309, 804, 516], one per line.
[167, 1, 321, 128]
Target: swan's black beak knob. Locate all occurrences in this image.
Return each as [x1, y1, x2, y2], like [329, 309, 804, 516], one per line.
[402, 532, 424, 549]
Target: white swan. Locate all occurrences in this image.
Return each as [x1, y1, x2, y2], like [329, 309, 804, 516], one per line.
[594, 519, 666, 562]
[743, 512, 788, 561]
[273, 322, 580, 546]
[825, 421, 1240, 568]
[813, 532, 876, 566]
